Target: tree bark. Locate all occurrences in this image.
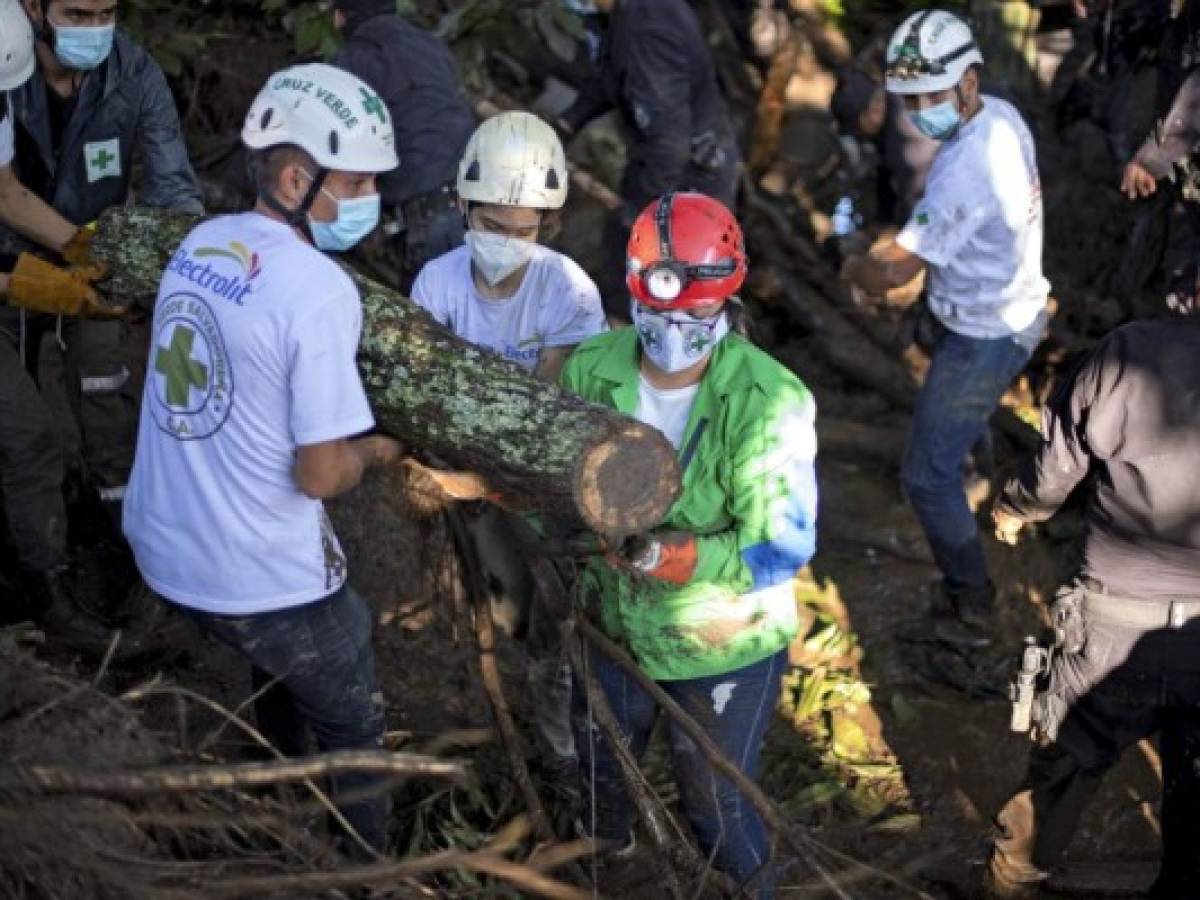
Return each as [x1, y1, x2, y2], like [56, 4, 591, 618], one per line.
[91, 206, 680, 538]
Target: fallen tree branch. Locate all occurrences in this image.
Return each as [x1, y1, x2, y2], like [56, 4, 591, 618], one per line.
[199, 845, 592, 899]
[562, 621, 693, 900]
[447, 507, 555, 844]
[574, 616, 855, 899]
[0, 750, 467, 796]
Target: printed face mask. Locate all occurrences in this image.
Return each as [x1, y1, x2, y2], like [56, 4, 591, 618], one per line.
[631, 302, 730, 374]
[309, 188, 381, 253]
[464, 230, 537, 286]
[52, 23, 115, 71]
[909, 99, 961, 141]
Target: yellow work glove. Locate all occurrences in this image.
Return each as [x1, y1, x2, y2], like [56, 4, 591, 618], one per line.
[60, 222, 109, 282]
[8, 253, 124, 318]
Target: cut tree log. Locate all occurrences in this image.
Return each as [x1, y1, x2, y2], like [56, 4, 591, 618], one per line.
[91, 206, 681, 538]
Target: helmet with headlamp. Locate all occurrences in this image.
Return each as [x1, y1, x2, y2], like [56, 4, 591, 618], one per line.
[625, 192, 747, 310]
[884, 10, 982, 96]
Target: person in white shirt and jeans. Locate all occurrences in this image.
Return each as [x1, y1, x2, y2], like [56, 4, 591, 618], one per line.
[124, 63, 403, 857]
[841, 10, 1049, 641]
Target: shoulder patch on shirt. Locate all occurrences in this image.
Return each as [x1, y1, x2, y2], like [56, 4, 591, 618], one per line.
[84, 138, 121, 183]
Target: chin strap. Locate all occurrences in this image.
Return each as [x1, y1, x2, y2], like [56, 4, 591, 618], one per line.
[259, 166, 328, 243]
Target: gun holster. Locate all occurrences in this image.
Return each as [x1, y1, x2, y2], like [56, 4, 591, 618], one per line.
[1009, 584, 1089, 742]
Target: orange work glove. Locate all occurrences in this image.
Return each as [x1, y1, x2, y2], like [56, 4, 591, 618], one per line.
[60, 223, 109, 283]
[613, 530, 698, 585]
[8, 253, 125, 318]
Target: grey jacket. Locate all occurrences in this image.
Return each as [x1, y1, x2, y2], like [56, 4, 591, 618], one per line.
[1, 30, 202, 252]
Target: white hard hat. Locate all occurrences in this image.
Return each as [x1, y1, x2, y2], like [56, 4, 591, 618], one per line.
[0, 0, 35, 92]
[457, 111, 568, 210]
[885, 10, 983, 96]
[241, 63, 398, 174]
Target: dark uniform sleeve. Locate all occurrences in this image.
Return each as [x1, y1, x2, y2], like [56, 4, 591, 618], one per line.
[998, 350, 1102, 523]
[1134, 68, 1200, 179]
[135, 55, 204, 214]
[619, 29, 694, 209]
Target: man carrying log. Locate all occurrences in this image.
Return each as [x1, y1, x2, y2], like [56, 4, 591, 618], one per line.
[0, 0, 161, 651]
[841, 10, 1048, 645]
[3, 0, 202, 523]
[123, 63, 403, 859]
[556, 0, 740, 322]
[330, 0, 475, 293]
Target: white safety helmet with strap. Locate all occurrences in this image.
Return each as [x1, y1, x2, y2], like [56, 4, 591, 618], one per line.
[242, 62, 398, 173]
[0, 0, 35, 93]
[885, 10, 982, 96]
[457, 111, 568, 210]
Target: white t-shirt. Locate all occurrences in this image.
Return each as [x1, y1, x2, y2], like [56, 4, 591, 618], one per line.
[123, 213, 375, 615]
[896, 96, 1049, 339]
[634, 376, 700, 450]
[411, 243, 605, 371]
[0, 111, 15, 168]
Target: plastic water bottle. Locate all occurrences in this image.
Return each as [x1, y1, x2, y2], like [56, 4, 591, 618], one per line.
[831, 195, 857, 237]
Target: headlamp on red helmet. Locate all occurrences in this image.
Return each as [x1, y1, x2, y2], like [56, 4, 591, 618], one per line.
[626, 192, 747, 310]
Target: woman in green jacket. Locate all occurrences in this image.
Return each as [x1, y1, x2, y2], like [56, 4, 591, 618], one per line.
[561, 192, 818, 896]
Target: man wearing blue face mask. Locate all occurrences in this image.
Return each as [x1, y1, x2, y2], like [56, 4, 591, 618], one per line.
[124, 63, 402, 859]
[841, 10, 1049, 646]
[0, 0, 201, 550]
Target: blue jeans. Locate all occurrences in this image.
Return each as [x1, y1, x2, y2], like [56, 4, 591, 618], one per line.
[575, 648, 787, 897]
[182, 585, 388, 856]
[902, 328, 1033, 590]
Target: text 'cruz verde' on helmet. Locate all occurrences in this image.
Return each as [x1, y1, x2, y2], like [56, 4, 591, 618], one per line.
[241, 62, 399, 174]
[885, 10, 983, 96]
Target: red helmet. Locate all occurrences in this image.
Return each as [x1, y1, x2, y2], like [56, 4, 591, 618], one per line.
[626, 192, 747, 310]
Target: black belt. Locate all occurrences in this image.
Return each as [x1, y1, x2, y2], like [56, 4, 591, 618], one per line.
[1081, 577, 1200, 630]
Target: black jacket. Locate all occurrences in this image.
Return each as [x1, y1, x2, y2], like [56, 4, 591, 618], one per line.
[2, 30, 201, 251]
[563, 0, 738, 211]
[999, 318, 1200, 599]
[332, 13, 475, 207]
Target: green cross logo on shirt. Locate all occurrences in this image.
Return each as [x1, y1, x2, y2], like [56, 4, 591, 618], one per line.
[359, 87, 388, 124]
[91, 146, 116, 173]
[154, 326, 209, 407]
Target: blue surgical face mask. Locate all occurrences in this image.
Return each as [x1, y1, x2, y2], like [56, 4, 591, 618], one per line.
[308, 186, 381, 253]
[909, 99, 961, 141]
[52, 23, 115, 71]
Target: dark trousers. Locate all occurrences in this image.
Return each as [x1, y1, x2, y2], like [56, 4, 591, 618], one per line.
[990, 600, 1200, 899]
[0, 307, 136, 574]
[183, 585, 389, 856]
[575, 647, 786, 898]
[0, 333, 67, 573]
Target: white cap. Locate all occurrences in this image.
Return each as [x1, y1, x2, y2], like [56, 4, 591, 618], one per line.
[241, 63, 399, 173]
[0, 0, 35, 92]
[885, 10, 982, 95]
[457, 111, 568, 210]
